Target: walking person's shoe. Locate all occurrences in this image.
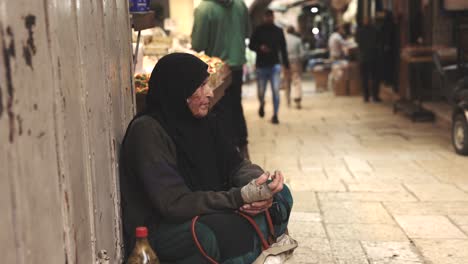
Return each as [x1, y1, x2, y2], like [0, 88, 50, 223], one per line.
[259, 104, 265, 118]
[373, 97, 382, 103]
[271, 115, 279, 124]
[294, 98, 301, 109]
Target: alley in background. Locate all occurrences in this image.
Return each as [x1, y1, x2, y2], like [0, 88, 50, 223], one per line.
[243, 77, 468, 264]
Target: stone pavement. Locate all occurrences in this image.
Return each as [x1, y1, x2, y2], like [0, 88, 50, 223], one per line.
[241, 78, 468, 264]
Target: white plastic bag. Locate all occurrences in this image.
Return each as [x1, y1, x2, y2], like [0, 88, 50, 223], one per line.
[253, 234, 298, 264]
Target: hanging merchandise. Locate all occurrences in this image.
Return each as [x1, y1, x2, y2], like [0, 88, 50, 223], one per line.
[331, 0, 351, 11]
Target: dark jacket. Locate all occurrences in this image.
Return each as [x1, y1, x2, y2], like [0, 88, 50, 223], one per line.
[120, 115, 263, 254]
[249, 23, 290, 69]
[357, 24, 379, 62]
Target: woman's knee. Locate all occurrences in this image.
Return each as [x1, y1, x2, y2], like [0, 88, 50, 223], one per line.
[193, 222, 221, 261]
[279, 184, 293, 209]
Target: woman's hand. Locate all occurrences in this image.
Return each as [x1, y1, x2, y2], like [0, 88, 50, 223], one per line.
[240, 171, 284, 204]
[239, 171, 284, 215]
[256, 170, 284, 195]
[239, 198, 273, 216]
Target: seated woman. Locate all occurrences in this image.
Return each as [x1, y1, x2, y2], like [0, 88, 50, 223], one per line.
[120, 53, 293, 264]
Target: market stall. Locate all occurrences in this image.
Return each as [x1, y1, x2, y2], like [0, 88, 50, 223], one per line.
[134, 52, 231, 112]
[130, 12, 232, 113]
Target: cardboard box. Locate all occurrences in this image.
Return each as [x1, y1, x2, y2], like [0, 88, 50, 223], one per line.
[348, 79, 362, 95]
[346, 62, 361, 80]
[346, 62, 362, 96]
[312, 67, 330, 92]
[330, 63, 348, 96]
[333, 76, 348, 96]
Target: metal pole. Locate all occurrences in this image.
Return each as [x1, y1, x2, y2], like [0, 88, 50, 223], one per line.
[133, 30, 141, 73]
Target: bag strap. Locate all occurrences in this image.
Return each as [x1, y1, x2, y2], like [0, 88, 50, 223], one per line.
[235, 211, 271, 250]
[264, 210, 276, 244]
[191, 216, 219, 264]
[191, 211, 276, 264]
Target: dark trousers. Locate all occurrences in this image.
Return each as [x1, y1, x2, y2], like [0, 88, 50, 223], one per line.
[213, 69, 248, 148]
[150, 186, 293, 264]
[360, 60, 380, 101]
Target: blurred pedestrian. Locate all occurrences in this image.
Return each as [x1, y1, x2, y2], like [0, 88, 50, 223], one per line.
[285, 26, 305, 109]
[191, 0, 251, 159]
[249, 10, 290, 124]
[357, 17, 381, 102]
[328, 25, 346, 61]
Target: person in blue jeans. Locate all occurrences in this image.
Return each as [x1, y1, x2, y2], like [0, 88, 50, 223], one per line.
[249, 10, 290, 124]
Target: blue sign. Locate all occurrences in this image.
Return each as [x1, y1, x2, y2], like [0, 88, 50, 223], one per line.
[129, 0, 149, 12]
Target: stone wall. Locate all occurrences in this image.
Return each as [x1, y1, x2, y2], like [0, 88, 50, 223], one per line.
[0, 0, 134, 263]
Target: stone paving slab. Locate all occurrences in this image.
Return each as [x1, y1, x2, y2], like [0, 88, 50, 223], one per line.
[339, 148, 399, 158]
[324, 168, 355, 181]
[326, 147, 349, 158]
[343, 156, 373, 172]
[448, 215, 468, 236]
[289, 179, 347, 192]
[265, 156, 300, 168]
[414, 160, 466, 173]
[390, 150, 443, 161]
[346, 182, 407, 192]
[352, 171, 440, 184]
[318, 191, 418, 202]
[394, 215, 467, 239]
[367, 160, 422, 171]
[457, 183, 468, 193]
[369, 166, 426, 175]
[384, 202, 468, 215]
[287, 212, 334, 263]
[448, 215, 468, 226]
[435, 151, 468, 164]
[289, 211, 322, 222]
[413, 239, 468, 264]
[361, 241, 424, 264]
[296, 146, 332, 156]
[321, 201, 395, 224]
[242, 81, 468, 263]
[326, 224, 408, 241]
[359, 140, 411, 150]
[404, 183, 468, 201]
[293, 167, 324, 176]
[330, 240, 369, 264]
[431, 171, 468, 185]
[300, 157, 347, 170]
[288, 221, 327, 239]
[291, 192, 320, 212]
[286, 238, 334, 264]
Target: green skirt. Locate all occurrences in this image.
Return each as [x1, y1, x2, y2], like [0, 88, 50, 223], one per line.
[150, 185, 293, 264]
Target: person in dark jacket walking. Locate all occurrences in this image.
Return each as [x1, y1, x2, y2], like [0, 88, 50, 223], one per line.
[191, 0, 251, 159]
[357, 17, 381, 102]
[120, 53, 293, 264]
[249, 10, 290, 124]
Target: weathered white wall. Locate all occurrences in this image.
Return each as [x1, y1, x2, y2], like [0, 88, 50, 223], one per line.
[0, 0, 134, 263]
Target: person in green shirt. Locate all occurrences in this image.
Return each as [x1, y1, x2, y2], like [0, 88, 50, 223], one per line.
[191, 0, 251, 159]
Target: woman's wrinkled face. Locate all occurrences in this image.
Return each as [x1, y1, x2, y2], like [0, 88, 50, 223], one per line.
[187, 77, 213, 118]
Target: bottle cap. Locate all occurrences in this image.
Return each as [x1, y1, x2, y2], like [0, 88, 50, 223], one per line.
[135, 227, 148, 238]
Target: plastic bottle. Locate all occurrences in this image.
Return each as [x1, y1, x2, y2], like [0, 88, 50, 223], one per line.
[126, 227, 160, 264]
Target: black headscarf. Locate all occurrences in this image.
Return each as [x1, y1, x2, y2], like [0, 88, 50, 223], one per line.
[143, 53, 242, 191]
